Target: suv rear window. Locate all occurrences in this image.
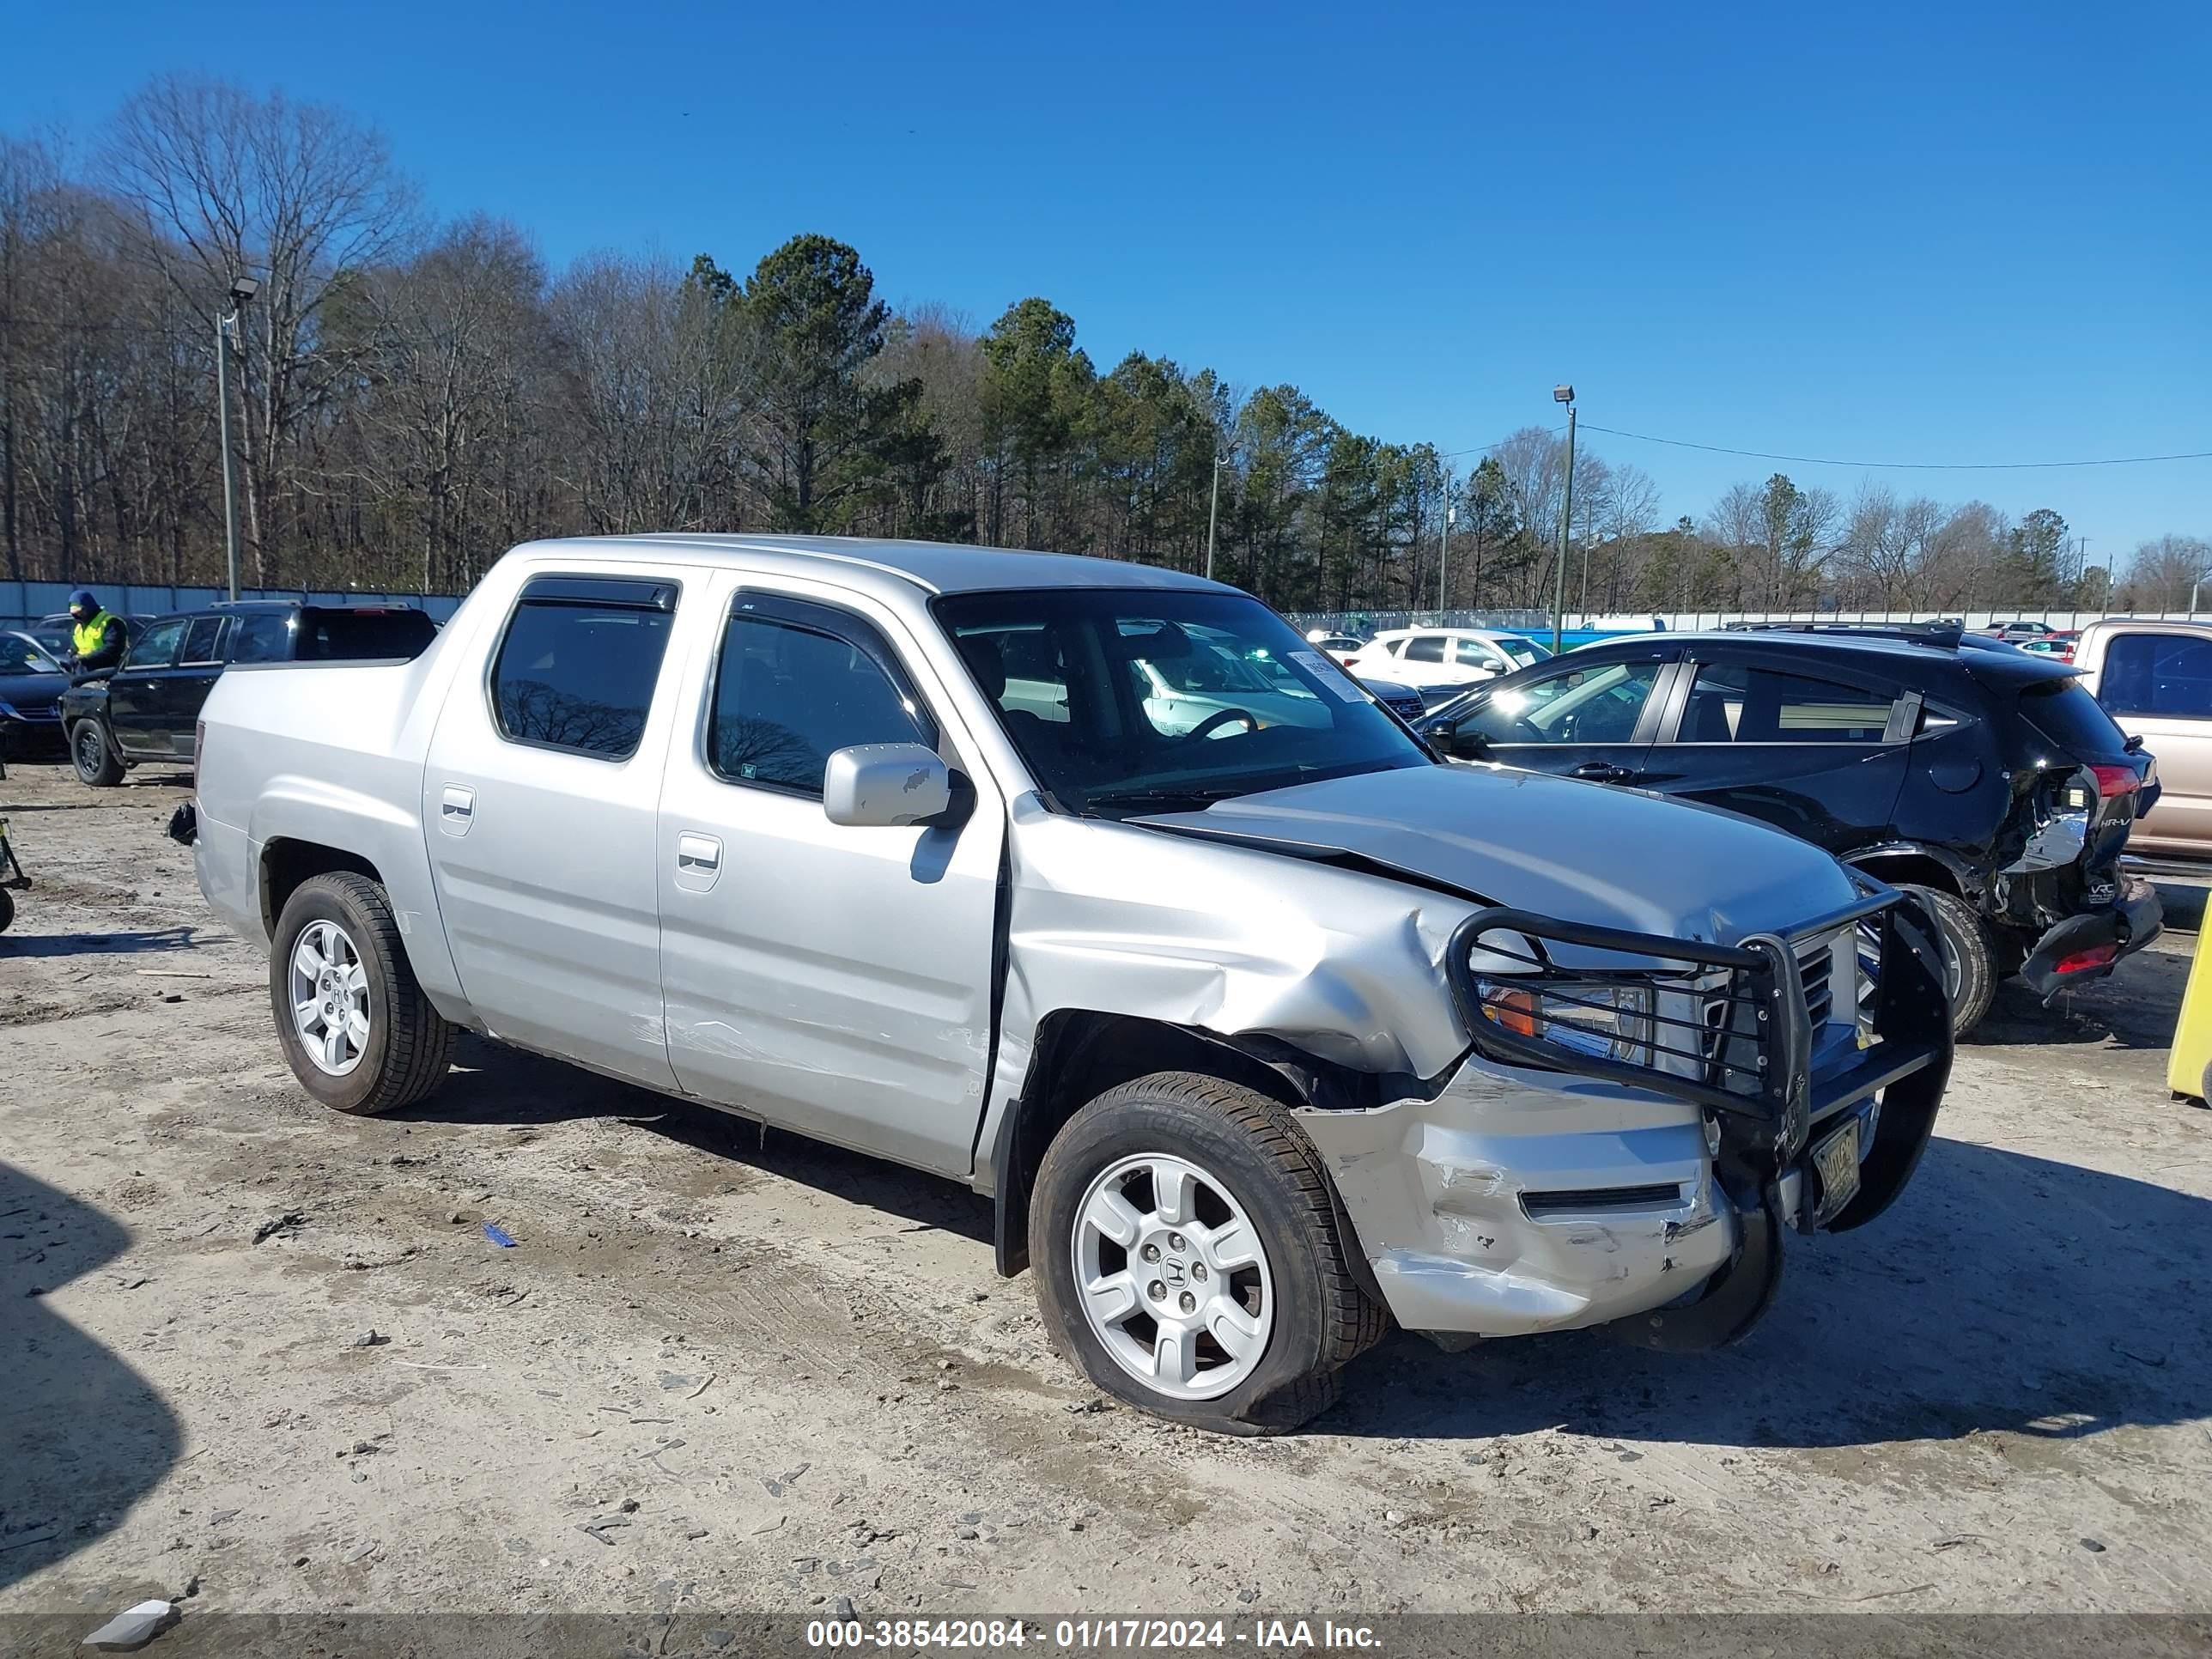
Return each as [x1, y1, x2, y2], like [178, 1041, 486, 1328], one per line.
[298, 608, 438, 661]
[2019, 678, 2129, 757]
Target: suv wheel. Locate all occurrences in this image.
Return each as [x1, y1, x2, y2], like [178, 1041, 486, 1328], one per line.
[70, 720, 123, 787]
[1900, 883, 1994, 1036]
[270, 872, 456, 1115]
[1030, 1071, 1387, 1434]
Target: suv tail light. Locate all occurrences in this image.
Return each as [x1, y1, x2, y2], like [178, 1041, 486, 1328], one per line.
[2054, 942, 2118, 975]
[193, 719, 205, 787]
[2089, 763, 2140, 799]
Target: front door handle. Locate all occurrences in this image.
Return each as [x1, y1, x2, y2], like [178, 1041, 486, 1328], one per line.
[677, 833, 721, 872]
[1571, 762, 1632, 784]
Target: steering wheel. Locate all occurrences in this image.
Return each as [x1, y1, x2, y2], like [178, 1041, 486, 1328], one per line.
[1184, 708, 1260, 741]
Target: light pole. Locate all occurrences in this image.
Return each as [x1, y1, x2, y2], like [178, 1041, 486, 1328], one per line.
[1437, 500, 1455, 612]
[1203, 453, 1229, 581]
[1550, 384, 1576, 653]
[216, 276, 258, 601]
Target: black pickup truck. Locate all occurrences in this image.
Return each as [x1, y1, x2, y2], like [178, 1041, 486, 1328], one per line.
[59, 599, 436, 785]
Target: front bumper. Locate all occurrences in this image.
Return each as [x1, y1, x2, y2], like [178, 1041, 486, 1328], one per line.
[1296, 1065, 1741, 1338]
[1296, 883, 1953, 1345]
[0, 713, 67, 761]
[2019, 873, 2163, 1000]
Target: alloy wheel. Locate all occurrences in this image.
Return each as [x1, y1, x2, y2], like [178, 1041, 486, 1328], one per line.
[289, 919, 370, 1076]
[1070, 1152, 1274, 1401]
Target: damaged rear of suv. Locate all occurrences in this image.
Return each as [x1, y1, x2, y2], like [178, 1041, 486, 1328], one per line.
[1417, 624, 2160, 1031]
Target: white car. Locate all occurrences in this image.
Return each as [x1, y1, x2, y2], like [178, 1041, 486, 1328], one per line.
[1346, 628, 1551, 699]
[1304, 629, 1369, 667]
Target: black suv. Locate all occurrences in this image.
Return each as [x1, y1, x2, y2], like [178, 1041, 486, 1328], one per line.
[59, 600, 436, 786]
[1418, 624, 2159, 1032]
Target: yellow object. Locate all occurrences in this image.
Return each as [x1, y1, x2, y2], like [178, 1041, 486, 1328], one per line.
[2166, 917, 2212, 1100]
[72, 610, 115, 657]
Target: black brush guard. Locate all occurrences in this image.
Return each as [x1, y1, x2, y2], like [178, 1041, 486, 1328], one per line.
[1443, 882, 1953, 1350]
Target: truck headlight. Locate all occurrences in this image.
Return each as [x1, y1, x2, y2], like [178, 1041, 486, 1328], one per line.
[1476, 979, 1655, 1064]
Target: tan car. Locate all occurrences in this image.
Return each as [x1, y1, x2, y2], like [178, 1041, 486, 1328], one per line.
[2074, 617, 2211, 866]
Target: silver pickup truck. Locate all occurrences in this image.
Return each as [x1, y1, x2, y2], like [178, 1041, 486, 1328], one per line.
[191, 536, 1952, 1432]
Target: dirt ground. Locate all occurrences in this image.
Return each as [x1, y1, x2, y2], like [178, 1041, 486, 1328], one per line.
[3, 759, 2209, 1629]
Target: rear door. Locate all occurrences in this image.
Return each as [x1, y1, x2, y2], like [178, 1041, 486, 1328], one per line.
[1636, 648, 1911, 854]
[421, 569, 695, 1090]
[1438, 644, 1674, 785]
[655, 578, 1004, 1176]
[2085, 629, 2212, 855]
[106, 617, 186, 757]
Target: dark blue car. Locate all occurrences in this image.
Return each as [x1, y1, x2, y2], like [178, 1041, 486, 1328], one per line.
[0, 629, 70, 763]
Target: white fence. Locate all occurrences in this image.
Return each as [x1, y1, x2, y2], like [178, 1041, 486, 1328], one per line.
[1285, 607, 2212, 638]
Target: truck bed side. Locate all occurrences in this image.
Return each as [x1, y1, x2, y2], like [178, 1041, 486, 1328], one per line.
[192, 604, 498, 1018]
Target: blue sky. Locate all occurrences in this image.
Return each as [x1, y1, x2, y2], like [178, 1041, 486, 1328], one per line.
[7, 0, 2206, 564]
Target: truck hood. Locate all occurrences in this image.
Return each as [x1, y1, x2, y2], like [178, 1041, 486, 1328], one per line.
[1134, 760, 1857, 945]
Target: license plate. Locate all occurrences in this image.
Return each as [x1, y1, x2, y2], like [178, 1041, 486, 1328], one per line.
[1811, 1117, 1862, 1223]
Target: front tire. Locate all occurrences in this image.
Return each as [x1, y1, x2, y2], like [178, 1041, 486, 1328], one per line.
[1900, 883, 1994, 1036]
[270, 872, 455, 1115]
[1030, 1071, 1387, 1434]
[70, 720, 123, 787]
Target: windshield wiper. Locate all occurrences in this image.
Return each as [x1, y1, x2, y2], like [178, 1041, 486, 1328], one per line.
[1082, 785, 1251, 814]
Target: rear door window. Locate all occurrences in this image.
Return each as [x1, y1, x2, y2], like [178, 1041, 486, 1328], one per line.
[1676, 663, 1897, 744]
[2097, 634, 2212, 720]
[489, 578, 677, 760]
[1401, 636, 1446, 664]
[180, 616, 228, 666]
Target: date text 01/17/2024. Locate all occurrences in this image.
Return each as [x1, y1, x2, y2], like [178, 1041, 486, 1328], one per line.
[802, 1620, 1382, 1650]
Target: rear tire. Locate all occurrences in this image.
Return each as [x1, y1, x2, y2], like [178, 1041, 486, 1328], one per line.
[70, 720, 123, 787]
[1900, 883, 1994, 1036]
[1030, 1071, 1387, 1434]
[270, 872, 455, 1115]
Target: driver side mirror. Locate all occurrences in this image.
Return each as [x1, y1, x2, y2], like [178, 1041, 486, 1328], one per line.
[823, 743, 964, 828]
[1425, 718, 1487, 760]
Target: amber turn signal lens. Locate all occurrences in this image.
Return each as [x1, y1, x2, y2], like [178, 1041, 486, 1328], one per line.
[1482, 986, 1538, 1037]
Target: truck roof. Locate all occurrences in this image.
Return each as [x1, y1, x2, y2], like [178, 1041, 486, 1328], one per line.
[507, 534, 1232, 599]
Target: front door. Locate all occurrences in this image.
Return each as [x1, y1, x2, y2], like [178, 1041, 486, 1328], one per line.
[421, 569, 695, 1090]
[1635, 653, 1911, 854]
[1442, 647, 1674, 787]
[106, 617, 187, 757]
[656, 580, 1004, 1176]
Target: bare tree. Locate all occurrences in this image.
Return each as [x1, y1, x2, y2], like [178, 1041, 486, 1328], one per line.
[103, 75, 416, 584]
[2123, 534, 2212, 610]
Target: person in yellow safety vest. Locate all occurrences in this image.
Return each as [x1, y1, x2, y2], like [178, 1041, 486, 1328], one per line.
[64, 589, 128, 677]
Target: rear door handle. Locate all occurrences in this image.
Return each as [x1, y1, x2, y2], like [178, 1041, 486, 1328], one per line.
[1571, 762, 1632, 784]
[439, 783, 475, 836]
[675, 832, 723, 890]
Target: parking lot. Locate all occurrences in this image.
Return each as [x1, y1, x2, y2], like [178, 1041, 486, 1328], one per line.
[3, 761, 2210, 1623]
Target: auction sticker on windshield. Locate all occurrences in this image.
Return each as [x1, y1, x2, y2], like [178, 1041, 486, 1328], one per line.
[1288, 650, 1370, 702]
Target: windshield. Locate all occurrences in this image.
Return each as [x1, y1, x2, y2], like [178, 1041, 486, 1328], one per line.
[935, 588, 1431, 814]
[1500, 637, 1550, 667]
[1, 635, 59, 675]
